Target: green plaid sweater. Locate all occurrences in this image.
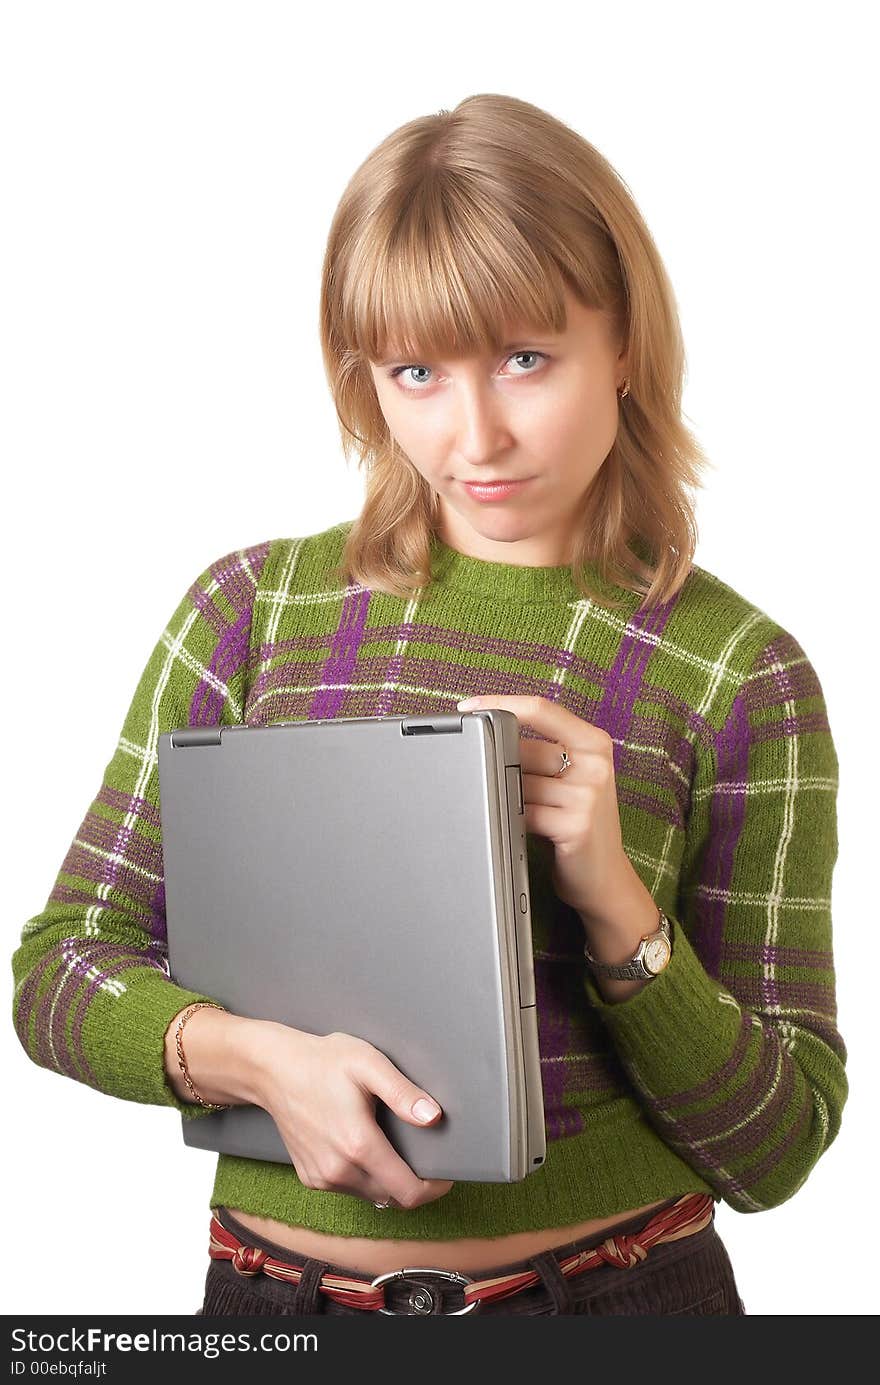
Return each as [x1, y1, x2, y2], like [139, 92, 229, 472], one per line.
[11, 521, 847, 1239]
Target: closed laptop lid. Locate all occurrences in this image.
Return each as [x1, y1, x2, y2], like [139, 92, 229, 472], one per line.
[158, 710, 546, 1182]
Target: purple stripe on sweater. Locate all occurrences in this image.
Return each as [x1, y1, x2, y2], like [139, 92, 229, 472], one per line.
[615, 783, 684, 830]
[696, 688, 750, 977]
[750, 711, 831, 744]
[58, 836, 137, 891]
[372, 651, 408, 719]
[209, 547, 266, 616]
[25, 940, 159, 1086]
[259, 625, 612, 690]
[150, 878, 167, 945]
[727, 977, 837, 1013]
[190, 611, 252, 725]
[725, 1057, 797, 1162]
[33, 939, 164, 1084]
[14, 939, 71, 1062]
[309, 587, 372, 720]
[254, 630, 340, 665]
[96, 786, 162, 832]
[47, 886, 159, 937]
[69, 949, 168, 1087]
[364, 621, 612, 683]
[116, 829, 163, 881]
[753, 631, 800, 667]
[58, 818, 161, 922]
[96, 820, 132, 894]
[47, 939, 118, 1084]
[85, 814, 164, 881]
[677, 1037, 789, 1144]
[39, 962, 96, 1085]
[629, 683, 718, 755]
[791, 1014, 847, 1060]
[734, 1098, 813, 1192]
[255, 655, 603, 715]
[722, 940, 834, 969]
[658, 1135, 751, 1205]
[532, 882, 628, 1140]
[187, 542, 270, 725]
[644, 1110, 751, 1204]
[533, 957, 578, 1140]
[594, 595, 677, 742]
[187, 581, 231, 639]
[746, 662, 823, 709]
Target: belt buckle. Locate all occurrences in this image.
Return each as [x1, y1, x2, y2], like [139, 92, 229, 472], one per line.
[370, 1266, 479, 1315]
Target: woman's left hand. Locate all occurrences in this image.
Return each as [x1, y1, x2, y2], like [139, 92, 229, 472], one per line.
[456, 693, 636, 925]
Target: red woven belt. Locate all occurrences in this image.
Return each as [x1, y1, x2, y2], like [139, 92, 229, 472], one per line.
[208, 1193, 715, 1312]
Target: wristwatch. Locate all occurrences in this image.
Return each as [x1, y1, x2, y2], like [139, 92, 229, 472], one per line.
[583, 910, 672, 981]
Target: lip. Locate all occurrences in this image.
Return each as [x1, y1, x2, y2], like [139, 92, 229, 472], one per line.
[461, 478, 532, 501]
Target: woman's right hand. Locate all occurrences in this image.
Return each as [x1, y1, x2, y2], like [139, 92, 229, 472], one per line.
[248, 1023, 454, 1210]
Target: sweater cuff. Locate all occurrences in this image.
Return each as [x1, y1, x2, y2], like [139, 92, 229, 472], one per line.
[79, 968, 227, 1119]
[582, 915, 743, 1097]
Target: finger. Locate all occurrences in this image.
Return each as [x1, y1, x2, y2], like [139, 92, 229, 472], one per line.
[319, 1160, 400, 1206]
[348, 1164, 405, 1208]
[459, 694, 601, 750]
[341, 1040, 451, 1206]
[357, 1124, 454, 1210]
[521, 768, 571, 806]
[519, 738, 575, 777]
[308, 1138, 414, 1207]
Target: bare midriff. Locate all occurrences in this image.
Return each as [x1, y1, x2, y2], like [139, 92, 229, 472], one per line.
[223, 1197, 676, 1277]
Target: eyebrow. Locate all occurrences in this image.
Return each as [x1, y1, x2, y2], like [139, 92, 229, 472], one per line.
[378, 338, 559, 364]
[501, 339, 559, 350]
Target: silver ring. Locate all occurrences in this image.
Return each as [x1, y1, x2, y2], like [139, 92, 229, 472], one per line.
[555, 745, 572, 777]
[373, 1198, 393, 1210]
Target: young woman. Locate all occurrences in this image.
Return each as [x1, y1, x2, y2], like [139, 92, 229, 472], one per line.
[12, 93, 846, 1317]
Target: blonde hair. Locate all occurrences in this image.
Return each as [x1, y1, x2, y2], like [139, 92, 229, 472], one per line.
[319, 93, 711, 612]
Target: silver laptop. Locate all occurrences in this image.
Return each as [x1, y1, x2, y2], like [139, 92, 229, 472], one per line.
[158, 710, 546, 1183]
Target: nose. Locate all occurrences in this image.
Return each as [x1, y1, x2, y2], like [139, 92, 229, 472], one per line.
[453, 379, 513, 466]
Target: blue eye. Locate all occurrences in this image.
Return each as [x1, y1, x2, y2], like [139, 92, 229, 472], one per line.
[389, 364, 432, 386]
[387, 351, 548, 392]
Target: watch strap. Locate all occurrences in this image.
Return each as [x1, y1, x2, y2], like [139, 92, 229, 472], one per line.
[583, 910, 671, 981]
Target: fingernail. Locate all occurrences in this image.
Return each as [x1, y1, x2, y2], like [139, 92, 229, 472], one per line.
[412, 1098, 440, 1122]
[457, 698, 477, 710]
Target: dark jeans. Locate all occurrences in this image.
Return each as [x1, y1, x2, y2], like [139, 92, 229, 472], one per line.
[196, 1200, 747, 1316]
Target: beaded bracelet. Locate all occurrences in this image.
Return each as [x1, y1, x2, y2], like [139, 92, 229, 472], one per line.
[174, 1001, 232, 1112]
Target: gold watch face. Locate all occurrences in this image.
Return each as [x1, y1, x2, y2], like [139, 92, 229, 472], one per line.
[643, 935, 671, 975]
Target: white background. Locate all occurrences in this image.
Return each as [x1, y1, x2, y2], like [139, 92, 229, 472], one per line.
[2, 0, 876, 1317]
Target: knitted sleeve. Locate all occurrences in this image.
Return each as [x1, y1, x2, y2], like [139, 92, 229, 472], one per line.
[11, 540, 272, 1118]
[582, 626, 847, 1212]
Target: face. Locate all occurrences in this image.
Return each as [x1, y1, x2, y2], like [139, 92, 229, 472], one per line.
[367, 285, 628, 567]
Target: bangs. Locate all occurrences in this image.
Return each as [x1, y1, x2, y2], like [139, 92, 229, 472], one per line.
[342, 185, 580, 365]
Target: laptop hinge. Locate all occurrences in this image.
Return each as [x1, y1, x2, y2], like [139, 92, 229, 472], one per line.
[400, 714, 463, 735]
[171, 727, 223, 748]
